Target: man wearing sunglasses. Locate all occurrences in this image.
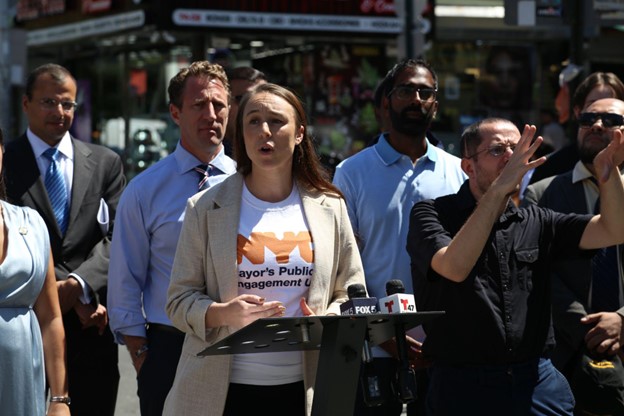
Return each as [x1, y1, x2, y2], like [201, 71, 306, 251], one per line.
[407, 113, 624, 415]
[529, 72, 624, 185]
[333, 58, 466, 416]
[523, 98, 624, 413]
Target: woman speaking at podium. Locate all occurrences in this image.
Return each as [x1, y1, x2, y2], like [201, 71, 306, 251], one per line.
[163, 83, 366, 416]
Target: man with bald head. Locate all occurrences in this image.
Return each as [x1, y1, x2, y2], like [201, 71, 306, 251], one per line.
[523, 98, 624, 413]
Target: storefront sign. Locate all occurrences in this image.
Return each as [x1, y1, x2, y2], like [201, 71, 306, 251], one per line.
[594, 0, 624, 11]
[82, 0, 113, 14]
[172, 9, 401, 33]
[27, 10, 145, 46]
[165, 0, 395, 16]
[17, 0, 66, 22]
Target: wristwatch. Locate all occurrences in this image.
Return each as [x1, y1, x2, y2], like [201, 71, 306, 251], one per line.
[50, 396, 71, 405]
[135, 344, 149, 358]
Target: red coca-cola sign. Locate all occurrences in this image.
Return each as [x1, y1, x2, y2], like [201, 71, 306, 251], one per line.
[360, 0, 396, 15]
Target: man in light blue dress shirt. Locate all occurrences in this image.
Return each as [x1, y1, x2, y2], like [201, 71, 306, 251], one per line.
[108, 62, 236, 416]
[333, 58, 466, 416]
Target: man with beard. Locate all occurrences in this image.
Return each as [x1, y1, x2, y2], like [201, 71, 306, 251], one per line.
[523, 98, 624, 413]
[333, 58, 466, 416]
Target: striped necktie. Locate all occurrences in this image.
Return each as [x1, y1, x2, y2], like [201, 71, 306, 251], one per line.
[194, 164, 214, 191]
[43, 148, 69, 234]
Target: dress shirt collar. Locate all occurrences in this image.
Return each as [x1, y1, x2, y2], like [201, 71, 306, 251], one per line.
[26, 128, 73, 161]
[572, 161, 595, 185]
[173, 142, 237, 176]
[374, 133, 437, 166]
[572, 159, 624, 184]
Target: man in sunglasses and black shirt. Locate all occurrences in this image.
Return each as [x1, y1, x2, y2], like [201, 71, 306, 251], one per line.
[523, 98, 624, 413]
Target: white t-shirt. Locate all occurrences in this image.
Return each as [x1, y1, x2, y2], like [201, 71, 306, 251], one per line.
[230, 183, 313, 385]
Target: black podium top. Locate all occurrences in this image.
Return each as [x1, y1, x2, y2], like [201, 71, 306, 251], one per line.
[199, 311, 444, 356]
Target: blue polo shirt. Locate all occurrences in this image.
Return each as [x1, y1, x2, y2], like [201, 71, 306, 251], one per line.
[333, 133, 466, 304]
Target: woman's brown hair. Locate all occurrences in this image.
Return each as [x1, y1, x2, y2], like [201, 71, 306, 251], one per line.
[233, 83, 343, 197]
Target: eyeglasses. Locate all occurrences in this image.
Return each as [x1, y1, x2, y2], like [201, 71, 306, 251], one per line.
[387, 85, 437, 102]
[578, 112, 624, 129]
[39, 98, 78, 112]
[467, 143, 516, 159]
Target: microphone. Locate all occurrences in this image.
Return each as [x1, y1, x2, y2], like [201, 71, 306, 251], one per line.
[339, 283, 379, 315]
[379, 279, 417, 404]
[378, 279, 417, 314]
[340, 283, 384, 407]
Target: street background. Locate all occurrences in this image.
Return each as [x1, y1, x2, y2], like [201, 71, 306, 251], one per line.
[116, 346, 140, 416]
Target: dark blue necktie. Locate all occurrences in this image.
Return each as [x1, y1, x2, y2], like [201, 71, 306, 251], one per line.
[43, 148, 69, 234]
[591, 245, 620, 312]
[591, 196, 621, 312]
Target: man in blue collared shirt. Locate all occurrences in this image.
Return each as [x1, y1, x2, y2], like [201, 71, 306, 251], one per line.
[333, 58, 466, 416]
[108, 61, 236, 416]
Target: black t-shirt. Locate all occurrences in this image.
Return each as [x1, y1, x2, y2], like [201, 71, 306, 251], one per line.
[407, 181, 592, 365]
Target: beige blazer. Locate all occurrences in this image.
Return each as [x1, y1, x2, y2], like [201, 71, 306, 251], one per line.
[163, 173, 366, 416]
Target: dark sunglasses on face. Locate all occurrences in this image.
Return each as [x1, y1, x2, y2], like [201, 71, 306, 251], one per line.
[387, 85, 437, 102]
[468, 143, 516, 159]
[578, 112, 624, 129]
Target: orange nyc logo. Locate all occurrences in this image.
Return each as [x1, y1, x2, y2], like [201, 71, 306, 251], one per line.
[237, 231, 313, 265]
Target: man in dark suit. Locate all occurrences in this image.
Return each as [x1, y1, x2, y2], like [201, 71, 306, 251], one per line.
[528, 71, 624, 185]
[523, 98, 624, 413]
[4, 63, 125, 416]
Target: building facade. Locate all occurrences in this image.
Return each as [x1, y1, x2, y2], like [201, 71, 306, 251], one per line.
[6, 0, 624, 173]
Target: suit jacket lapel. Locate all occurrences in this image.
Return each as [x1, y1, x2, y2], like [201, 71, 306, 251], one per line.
[300, 188, 333, 311]
[68, 138, 95, 231]
[573, 179, 590, 215]
[11, 136, 61, 236]
[207, 174, 243, 301]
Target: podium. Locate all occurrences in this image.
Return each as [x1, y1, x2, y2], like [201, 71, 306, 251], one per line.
[199, 312, 444, 416]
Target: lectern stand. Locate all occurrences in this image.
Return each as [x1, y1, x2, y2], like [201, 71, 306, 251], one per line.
[199, 312, 444, 416]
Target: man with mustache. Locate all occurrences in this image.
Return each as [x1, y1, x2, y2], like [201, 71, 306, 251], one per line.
[333, 58, 466, 416]
[523, 98, 624, 414]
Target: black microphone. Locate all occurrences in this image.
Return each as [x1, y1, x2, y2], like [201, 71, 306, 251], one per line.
[387, 279, 405, 295]
[340, 283, 384, 407]
[382, 279, 417, 404]
[378, 279, 417, 314]
[340, 283, 379, 315]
